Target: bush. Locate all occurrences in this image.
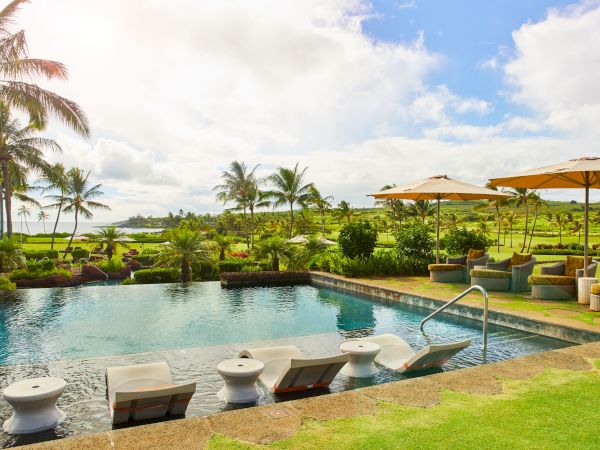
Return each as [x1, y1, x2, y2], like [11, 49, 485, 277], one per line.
[10, 267, 71, 281]
[217, 257, 247, 273]
[241, 265, 261, 272]
[339, 250, 405, 278]
[27, 259, 56, 272]
[100, 258, 126, 273]
[338, 221, 378, 259]
[230, 251, 250, 258]
[131, 254, 156, 266]
[134, 268, 180, 284]
[308, 251, 346, 275]
[191, 261, 219, 281]
[395, 223, 435, 274]
[441, 227, 491, 255]
[23, 249, 59, 260]
[71, 248, 89, 260]
[141, 248, 160, 255]
[120, 278, 135, 285]
[0, 277, 16, 291]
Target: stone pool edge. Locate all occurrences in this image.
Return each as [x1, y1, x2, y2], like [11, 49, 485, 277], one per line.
[308, 272, 600, 344]
[25, 341, 600, 449]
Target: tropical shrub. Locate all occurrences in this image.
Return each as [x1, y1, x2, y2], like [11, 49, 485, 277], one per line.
[441, 227, 491, 255]
[27, 259, 56, 272]
[308, 251, 346, 275]
[131, 254, 155, 266]
[339, 250, 405, 277]
[241, 265, 261, 272]
[230, 251, 250, 259]
[338, 221, 378, 259]
[23, 249, 59, 260]
[10, 266, 71, 281]
[134, 268, 180, 284]
[0, 238, 25, 272]
[141, 248, 160, 255]
[217, 258, 247, 273]
[71, 248, 89, 260]
[100, 258, 126, 273]
[154, 227, 211, 283]
[0, 277, 16, 291]
[120, 278, 135, 285]
[254, 237, 294, 271]
[191, 261, 219, 281]
[395, 223, 435, 274]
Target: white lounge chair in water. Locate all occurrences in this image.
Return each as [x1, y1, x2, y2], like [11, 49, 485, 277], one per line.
[239, 345, 349, 393]
[353, 334, 471, 373]
[106, 361, 196, 425]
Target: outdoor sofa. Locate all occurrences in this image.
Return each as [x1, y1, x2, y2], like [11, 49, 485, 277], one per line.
[528, 256, 597, 300]
[470, 253, 536, 293]
[428, 249, 488, 283]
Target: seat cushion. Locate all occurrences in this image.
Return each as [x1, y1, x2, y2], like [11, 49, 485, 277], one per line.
[467, 249, 485, 261]
[510, 252, 532, 268]
[591, 283, 600, 295]
[428, 264, 465, 272]
[470, 269, 512, 279]
[565, 255, 593, 277]
[528, 275, 576, 286]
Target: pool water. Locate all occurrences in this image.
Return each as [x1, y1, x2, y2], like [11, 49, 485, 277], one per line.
[0, 282, 570, 367]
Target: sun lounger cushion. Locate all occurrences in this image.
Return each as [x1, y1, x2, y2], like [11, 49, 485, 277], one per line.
[565, 256, 593, 277]
[239, 345, 349, 393]
[510, 252, 532, 268]
[528, 275, 575, 285]
[470, 269, 512, 279]
[106, 361, 196, 425]
[356, 334, 470, 373]
[467, 249, 485, 260]
[591, 283, 600, 295]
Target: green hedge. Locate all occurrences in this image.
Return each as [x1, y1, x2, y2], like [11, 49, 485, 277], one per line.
[134, 268, 179, 284]
[0, 277, 16, 291]
[10, 267, 71, 281]
[71, 248, 90, 260]
[131, 255, 155, 266]
[217, 258, 247, 273]
[533, 249, 598, 256]
[23, 249, 59, 260]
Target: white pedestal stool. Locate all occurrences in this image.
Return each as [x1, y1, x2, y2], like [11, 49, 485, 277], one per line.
[217, 358, 264, 404]
[339, 341, 381, 378]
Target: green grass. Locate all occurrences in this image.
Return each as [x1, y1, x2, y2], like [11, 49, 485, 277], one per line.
[207, 367, 600, 449]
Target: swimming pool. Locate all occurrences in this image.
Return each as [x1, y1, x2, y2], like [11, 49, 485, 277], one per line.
[0, 282, 570, 367]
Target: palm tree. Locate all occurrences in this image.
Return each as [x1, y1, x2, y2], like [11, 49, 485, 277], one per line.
[51, 168, 109, 258]
[527, 193, 547, 252]
[477, 217, 491, 236]
[213, 161, 259, 248]
[213, 234, 234, 261]
[255, 236, 293, 271]
[307, 185, 333, 237]
[245, 180, 270, 248]
[506, 188, 535, 252]
[442, 213, 462, 230]
[94, 226, 129, 259]
[156, 227, 211, 283]
[547, 212, 572, 245]
[407, 200, 435, 224]
[39, 163, 67, 249]
[333, 200, 354, 224]
[570, 219, 584, 243]
[504, 211, 518, 248]
[266, 163, 312, 238]
[374, 184, 407, 230]
[477, 184, 509, 252]
[37, 210, 49, 234]
[0, 106, 61, 237]
[16, 204, 29, 236]
[0, 1, 89, 236]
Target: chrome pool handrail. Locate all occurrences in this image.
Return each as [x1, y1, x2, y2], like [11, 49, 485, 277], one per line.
[420, 285, 489, 348]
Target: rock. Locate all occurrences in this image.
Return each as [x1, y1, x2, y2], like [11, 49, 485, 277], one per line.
[15, 274, 83, 289]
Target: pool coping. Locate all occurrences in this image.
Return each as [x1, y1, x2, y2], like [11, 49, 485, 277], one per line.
[308, 272, 600, 344]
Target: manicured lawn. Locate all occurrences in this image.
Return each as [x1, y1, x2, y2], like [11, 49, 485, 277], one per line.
[207, 366, 600, 449]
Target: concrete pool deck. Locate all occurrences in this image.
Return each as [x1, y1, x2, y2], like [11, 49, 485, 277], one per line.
[19, 272, 600, 449]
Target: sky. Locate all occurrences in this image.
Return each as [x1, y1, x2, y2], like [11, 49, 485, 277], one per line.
[11, 0, 600, 222]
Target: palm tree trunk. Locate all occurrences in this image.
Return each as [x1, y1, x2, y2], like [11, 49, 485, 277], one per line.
[181, 259, 191, 283]
[64, 208, 79, 259]
[242, 205, 249, 249]
[289, 202, 294, 238]
[272, 254, 279, 271]
[250, 206, 255, 248]
[42, 219, 46, 234]
[1, 161, 13, 238]
[521, 205, 529, 252]
[527, 210, 538, 253]
[24, 216, 30, 235]
[510, 224, 513, 248]
[559, 224, 562, 245]
[320, 209, 325, 237]
[0, 186, 3, 239]
[50, 199, 63, 249]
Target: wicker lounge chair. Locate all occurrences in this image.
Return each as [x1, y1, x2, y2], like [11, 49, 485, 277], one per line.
[353, 334, 471, 373]
[106, 361, 196, 425]
[428, 249, 488, 283]
[528, 256, 597, 300]
[239, 345, 349, 393]
[470, 253, 536, 293]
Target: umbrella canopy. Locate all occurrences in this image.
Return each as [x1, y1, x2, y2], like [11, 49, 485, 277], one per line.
[489, 156, 600, 276]
[317, 236, 336, 246]
[287, 235, 309, 244]
[72, 235, 89, 241]
[370, 175, 510, 263]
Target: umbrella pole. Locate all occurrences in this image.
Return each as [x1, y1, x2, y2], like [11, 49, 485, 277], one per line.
[584, 183, 589, 277]
[436, 197, 440, 264]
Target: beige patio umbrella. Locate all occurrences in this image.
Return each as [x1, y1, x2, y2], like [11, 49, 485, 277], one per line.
[370, 175, 510, 263]
[489, 156, 600, 276]
[287, 235, 309, 244]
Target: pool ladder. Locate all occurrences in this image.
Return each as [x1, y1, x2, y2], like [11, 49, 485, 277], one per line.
[420, 285, 489, 348]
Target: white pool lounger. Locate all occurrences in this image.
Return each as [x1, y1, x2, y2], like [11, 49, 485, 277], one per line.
[239, 345, 349, 393]
[355, 334, 471, 373]
[106, 361, 196, 425]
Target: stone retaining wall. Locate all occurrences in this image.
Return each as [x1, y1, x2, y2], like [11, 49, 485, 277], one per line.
[220, 271, 311, 288]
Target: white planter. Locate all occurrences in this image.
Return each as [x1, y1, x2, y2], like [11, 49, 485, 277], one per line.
[577, 277, 598, 305]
